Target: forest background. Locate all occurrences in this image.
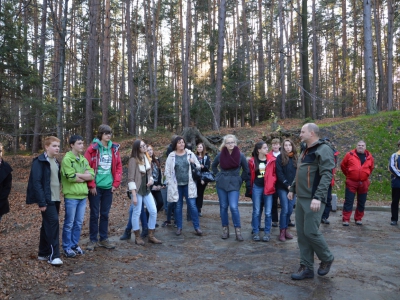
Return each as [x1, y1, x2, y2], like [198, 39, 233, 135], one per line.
[0, 0, 399, 151]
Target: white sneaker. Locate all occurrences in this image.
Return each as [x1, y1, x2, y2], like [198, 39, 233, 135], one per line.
[48, 258, 63, 266]
[38, 255, 49, 261]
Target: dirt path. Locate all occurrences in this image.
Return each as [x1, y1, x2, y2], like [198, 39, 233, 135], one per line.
[5, 204, 400, 300]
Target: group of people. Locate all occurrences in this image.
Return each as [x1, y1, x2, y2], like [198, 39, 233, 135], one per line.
[25, 125, 122, 266]
[1, 122, 400, 281]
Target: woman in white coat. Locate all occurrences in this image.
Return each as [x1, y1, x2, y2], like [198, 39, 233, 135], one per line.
[165, 136, 203, 236]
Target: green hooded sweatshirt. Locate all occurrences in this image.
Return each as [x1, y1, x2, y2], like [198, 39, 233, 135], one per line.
[61, 151, 94, 199]
[93, 138, 113, 189]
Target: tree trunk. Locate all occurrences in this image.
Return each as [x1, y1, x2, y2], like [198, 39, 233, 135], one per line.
[33, 0, 48, 153]
[214, 0, 226, 130]
[373, 0, 384, 111]
[182, 0, 191, 128]
[85, 0, 98, 143]
[301, 0, 311, 118]
[311, 0, 318, 120]
[341, 0, 348, 117]
[101, 0, 111, 124]
[363, 0, 377, 114]
[386, 0, 394, 110]
[55, 0, 69, 148]
[279, 0, 286, 119]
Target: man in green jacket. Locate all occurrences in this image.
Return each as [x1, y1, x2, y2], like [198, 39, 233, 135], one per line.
[288, 123, 335, 280]
[61, 135, 94, 258]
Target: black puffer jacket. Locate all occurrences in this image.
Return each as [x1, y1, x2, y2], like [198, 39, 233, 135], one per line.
[26, 153, 60, 207]
[0, 160, 12, 216]
[275, 154, 296, 191]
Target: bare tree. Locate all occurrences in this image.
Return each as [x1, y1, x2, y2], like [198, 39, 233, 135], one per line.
[214, 0, 227, 130]
[102, 0, 111, 124]
[363, 0, 377, 114]
[386, 0, 394, 111]
[85, 0, 99, 143]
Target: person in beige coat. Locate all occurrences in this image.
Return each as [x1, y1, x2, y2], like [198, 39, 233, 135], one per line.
[127, 139, 162, 245]
[164, 136, 203, 236]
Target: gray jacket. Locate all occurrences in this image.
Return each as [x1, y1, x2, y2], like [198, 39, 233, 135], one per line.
[212, 152, 249, 192]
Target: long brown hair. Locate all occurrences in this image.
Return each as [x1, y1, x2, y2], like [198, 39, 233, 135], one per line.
[280, 139, 298, 167]
[195, 143, 206, 158]
[130, 139, 145, 164]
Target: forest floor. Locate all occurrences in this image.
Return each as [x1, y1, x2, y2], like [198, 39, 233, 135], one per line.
[1, 117, 399, 299]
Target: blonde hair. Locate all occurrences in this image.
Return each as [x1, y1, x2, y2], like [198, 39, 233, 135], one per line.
[220, 134, 238, 151]
[271, 138, 281, 145]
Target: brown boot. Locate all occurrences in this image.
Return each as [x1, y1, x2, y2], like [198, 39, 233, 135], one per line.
[279, 229, 286, 242]
[148, 229, 162, 244]
[134, 230, 145, 246]
[221, 226, 229, 239]
[235, 227, 244, 242]
[285, 228, 294, 239]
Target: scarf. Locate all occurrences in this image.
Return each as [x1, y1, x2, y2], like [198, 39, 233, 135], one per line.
[220, 146, 241, 169]
[138, 155, 151, 174]
[288, 152, 294, 157]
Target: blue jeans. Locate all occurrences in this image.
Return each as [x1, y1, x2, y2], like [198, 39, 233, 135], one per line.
[131, 193, 157, 230]
[166, 202, 176, 222]
[217, 188, 241, 228]
[88, 187, 113, 242]
[277, 189, 297, 229]
[125, 204, 148, 231]
[175, 185, 200, 230]
[262, 193, 273, 234]
[251, 185, 269, 234]
[62, 198, 86, 250]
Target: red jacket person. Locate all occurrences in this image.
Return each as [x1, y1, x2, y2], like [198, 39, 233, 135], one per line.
[340, 140, 374, 226]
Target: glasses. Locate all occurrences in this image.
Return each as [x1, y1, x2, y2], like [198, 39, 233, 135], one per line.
[226, 142, 236, 145]
[140, 144, 147, 148]
[103, 132, 112, 136]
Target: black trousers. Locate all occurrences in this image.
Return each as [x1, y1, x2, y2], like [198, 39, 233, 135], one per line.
[196, 181, 208, 213]
[38, 202, 60, 260]
[322, 185, 333, 220]
[391, 188, 400, 222]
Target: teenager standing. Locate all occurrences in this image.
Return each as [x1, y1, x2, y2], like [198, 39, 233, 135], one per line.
[85, 125, 122, 250]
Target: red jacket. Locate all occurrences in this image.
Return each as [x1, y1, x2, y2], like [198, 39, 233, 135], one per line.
[84, 142, 123, 189]
[340, 149, 374, 182]
[248, 151, 277, 195]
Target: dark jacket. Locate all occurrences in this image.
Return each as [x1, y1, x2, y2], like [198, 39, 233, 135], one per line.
[275, 154, 297, 191]
[389, 150, 400, 189]
[289, 140, 334, 203]
[26, 153, 61, 207]
[197, 153, 211, 173]
[212, 152, 249, 192]
[0, 160, 12, 216]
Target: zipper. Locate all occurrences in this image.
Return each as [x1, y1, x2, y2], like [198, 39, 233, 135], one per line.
[307, 166, 310, 188]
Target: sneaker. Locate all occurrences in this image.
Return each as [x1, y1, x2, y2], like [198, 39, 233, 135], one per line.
[342, 221, 349, 226]
[272, 222, 278, 227]
[86, 240, 98, 251]
[390, 221, 398, 226]
[318, 258, 334, 276]
[321, 218, 330, 225]
[98, 239, 116, 249]
[355, 220, 363, 226]
[38, 255, 50, 261]
[161, 220, 171, 227]
[48, 258, 63, 266]
[291, 265, 314, 280]
[253, 234, 260, 241]
[72, 246, 85, 255]
[198, 213, 203, 217]
[262, 234, 270, 242]
[64, 249, 77, 258]
[288, 222, 295, 227]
